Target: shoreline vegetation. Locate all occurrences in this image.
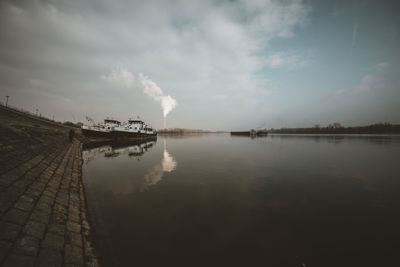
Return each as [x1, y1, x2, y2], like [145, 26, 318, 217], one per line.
[158, 123, 400, 135]
[268, 123, 400, 135]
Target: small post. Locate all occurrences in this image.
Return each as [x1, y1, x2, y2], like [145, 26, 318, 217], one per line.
[164, 117, 166, 129]
[5, 96, 9, 107]
[69, 129, 75, 142]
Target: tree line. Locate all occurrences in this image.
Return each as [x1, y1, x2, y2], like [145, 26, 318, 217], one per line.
[269, 123, 400, 134]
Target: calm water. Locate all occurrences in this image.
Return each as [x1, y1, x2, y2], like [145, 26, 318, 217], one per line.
[82, 134, 400, 267]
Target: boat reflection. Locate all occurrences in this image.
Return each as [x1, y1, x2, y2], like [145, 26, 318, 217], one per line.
[83, 138, 157, 164]
[142, 137, 177, 191]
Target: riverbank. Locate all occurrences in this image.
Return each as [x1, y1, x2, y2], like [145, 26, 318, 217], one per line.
[269, 123, 400, 134]
[0, 106, 98, 266]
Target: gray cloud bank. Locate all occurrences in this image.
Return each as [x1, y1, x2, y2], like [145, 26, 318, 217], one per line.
[0, 0, 310, 129]
[0, 0, 398, 129]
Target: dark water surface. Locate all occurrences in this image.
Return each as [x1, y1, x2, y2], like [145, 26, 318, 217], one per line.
[82, 134, 400, 267]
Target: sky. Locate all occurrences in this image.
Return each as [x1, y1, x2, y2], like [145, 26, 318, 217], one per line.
[0, 0, 399, 130]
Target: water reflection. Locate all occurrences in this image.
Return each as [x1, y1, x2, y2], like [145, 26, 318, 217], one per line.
[83, 137, 177, 193]
[268, 133, 400, 144]
[83, 139, 156, 164]
[142, 137, 177, 191]
[83, 134, 400, 266]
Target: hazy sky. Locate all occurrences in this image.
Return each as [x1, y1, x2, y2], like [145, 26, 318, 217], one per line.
[1, 0, 399, 130]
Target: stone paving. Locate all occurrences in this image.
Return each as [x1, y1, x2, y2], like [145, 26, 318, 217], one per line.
[0, 117, 99, 267]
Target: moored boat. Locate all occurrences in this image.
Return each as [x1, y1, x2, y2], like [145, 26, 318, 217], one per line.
[81, 118, 121, 138]
[82, 117, 157, 140]
[111, 118, 156, 139]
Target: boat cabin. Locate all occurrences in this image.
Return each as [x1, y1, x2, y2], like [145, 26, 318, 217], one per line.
[127, 120, 145, 131]
[104, 119, 121, 124]
[104, 119, 121, 130]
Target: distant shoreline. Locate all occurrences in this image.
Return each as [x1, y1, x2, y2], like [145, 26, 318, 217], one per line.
[157, 128, 226, 135]
[268, 123, 400, 135]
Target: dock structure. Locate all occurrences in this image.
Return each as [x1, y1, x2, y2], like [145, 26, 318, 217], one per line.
[0, 105, 98, 266]
[230, 130, 268, 136]
[230, 131, 252, 136]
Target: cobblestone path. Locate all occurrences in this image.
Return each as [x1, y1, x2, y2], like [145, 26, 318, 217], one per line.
[0, 140, 98, 266]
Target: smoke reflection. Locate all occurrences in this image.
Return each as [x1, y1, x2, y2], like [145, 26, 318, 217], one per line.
[142, 137, 177, 191]
[83, 138, 176, 193]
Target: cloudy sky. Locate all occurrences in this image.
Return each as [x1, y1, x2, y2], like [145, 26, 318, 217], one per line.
[1, 0, 399, 130]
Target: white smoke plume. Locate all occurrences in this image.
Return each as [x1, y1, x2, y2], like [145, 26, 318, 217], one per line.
[101, 68, 177, 119]
[138, 73, 177, 117]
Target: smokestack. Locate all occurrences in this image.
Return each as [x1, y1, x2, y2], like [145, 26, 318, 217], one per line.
[138, 73, 177, 124]
[164, 117, 166, 129]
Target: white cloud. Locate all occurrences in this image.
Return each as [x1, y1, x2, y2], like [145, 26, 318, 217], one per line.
[336, 62, 389, 95]
[266, 51, 309, 69]
[101, 66, 134, 89]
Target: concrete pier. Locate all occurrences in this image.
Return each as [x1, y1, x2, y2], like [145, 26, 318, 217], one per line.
[0, 106, 98, 266]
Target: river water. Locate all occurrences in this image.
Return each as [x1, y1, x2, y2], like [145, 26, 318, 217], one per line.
[82, 134, 400, 267]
